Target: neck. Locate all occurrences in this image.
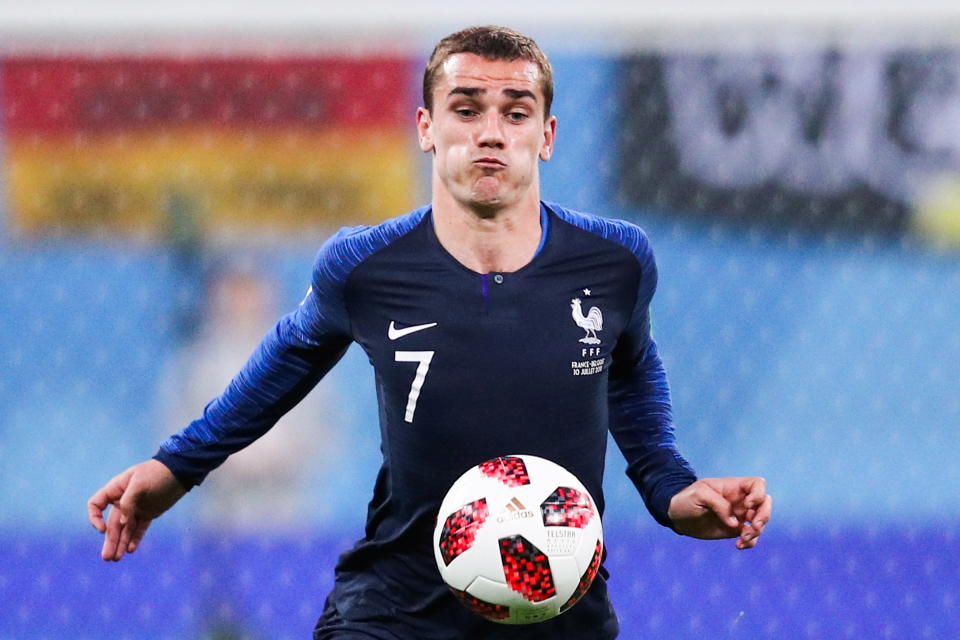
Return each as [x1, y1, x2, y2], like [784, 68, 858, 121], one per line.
[431, 187, 542, 274]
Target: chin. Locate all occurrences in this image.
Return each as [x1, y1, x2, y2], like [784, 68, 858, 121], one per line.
[468, 199, 503, 218]
[467, 188, 507, 216]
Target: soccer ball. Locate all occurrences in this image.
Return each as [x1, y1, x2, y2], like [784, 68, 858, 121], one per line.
[433, 454, 604, 625]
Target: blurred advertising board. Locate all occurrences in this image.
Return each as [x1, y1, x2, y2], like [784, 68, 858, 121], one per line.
[619, 48, 960, 245]
[3, 56, 417, 241]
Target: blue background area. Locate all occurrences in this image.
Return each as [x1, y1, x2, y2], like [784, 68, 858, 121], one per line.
[1, 55, 959, 638]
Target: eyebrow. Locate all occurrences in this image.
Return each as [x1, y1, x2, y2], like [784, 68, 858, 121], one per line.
[448, 87, 538, 102]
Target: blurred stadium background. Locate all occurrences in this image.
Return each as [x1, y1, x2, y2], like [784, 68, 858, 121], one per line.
[2, 2, 960, 638]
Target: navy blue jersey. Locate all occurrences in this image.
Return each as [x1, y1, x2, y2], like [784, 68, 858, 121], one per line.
[156, 202, 696, 639]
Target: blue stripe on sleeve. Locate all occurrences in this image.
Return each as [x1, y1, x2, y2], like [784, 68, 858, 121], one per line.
[155, 206, 430, 486]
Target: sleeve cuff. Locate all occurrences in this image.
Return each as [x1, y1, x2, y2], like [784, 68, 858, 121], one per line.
[648, 475, 697, 531]
[152, 451, 204, 491]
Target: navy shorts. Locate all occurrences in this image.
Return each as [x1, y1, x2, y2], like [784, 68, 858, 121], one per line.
[313, 579, 619, 640]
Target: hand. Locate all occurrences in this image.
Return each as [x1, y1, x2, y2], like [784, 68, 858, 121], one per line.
[667, 477, 772, 550]
[87, 459, 187, 561]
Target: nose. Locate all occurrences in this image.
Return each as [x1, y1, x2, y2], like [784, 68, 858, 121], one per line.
[476, 110, 505, 149]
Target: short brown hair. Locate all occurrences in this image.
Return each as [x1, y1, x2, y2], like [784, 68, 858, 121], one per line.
[422, 25, 554, 117]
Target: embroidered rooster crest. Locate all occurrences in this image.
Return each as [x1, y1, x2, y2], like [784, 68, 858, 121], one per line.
[570, 298, 603, 345]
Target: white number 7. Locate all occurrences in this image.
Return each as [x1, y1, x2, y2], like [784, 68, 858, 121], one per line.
[395, 351, 434, 423]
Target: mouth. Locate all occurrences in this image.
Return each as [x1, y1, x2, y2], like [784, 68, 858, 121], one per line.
[473, 157, 507, 169]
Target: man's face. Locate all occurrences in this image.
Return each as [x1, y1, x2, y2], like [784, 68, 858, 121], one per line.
[417, 53, 556, 215]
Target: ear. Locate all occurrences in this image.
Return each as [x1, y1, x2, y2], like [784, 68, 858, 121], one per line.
[416, 107, 434, 152]
[539, 115, 557, 161]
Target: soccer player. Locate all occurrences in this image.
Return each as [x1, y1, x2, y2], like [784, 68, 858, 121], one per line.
[88, 26, 773, 639]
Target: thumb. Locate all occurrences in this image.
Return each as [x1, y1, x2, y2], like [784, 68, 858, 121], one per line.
[697, 484, 739, 529]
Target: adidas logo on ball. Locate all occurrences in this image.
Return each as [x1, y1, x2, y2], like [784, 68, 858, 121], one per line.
[497, 497, 534, 522]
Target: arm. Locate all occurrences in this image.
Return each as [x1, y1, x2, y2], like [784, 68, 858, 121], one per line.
[88, 231, 356, 560]
[152, 306, 351, 487]
[607, 228, 771, 549]
[607, 328, 698, 527]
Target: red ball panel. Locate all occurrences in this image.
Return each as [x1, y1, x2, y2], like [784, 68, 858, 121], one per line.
[478, 456, 531, 487]
[498, 534, 556, 602]
[540, 486, 594, 529]
[449, 586, 511, 621]
[438, 498, 489, 566]
[560, 540, 603, 613]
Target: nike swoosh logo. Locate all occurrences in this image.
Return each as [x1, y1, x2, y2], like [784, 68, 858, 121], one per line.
[388, 321, 438, 340]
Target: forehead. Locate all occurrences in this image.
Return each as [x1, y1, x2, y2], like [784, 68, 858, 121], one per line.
[435, 53, 542, 100]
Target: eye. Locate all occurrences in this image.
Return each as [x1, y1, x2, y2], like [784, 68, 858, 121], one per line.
[506, 111, 529, 122]
[455, 108, 478, 118]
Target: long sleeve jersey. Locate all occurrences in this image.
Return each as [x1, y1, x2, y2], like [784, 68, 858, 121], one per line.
[155, 202, 696, 639]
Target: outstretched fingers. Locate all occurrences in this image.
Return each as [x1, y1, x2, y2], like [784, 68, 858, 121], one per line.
[696, 483, 740, 531]
[737, 484, 773, 550]
[87, 494, 109, 534]
[743, 477, 769, 518]
[755, 492, 773, 525]
[88, 468, 134, 534]
[95, 469, 139, 561]
[116, 511, 137, 559]
[87, 482, 122, 534]
[101, 501, 127, 561]
[127, 518, 152, 554]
